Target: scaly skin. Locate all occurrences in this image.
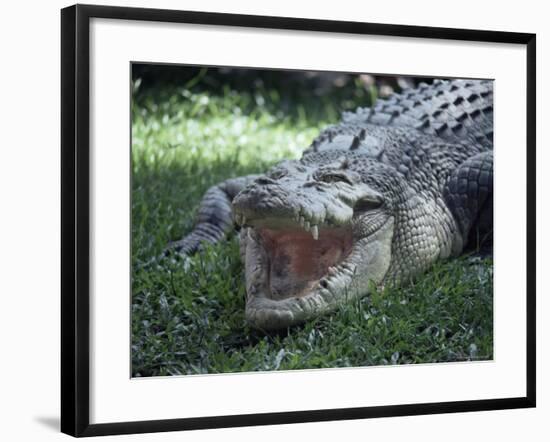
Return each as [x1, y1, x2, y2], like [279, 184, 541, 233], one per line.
[168, 79, 493, 330]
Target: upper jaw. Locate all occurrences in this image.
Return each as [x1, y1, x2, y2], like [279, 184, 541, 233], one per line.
[231, 169, 385, 239]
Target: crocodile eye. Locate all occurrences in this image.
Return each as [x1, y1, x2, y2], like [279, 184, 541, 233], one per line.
[317, 172, 353, 186]
[354, 198, 383, 214]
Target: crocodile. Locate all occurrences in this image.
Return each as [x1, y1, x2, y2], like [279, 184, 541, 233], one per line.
[167, 78, 493, 330]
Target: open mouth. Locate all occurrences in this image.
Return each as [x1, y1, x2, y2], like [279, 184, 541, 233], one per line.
[237, 212, 369, 329]
[233, 191, 393, 330]
[254, 223, 353, 301]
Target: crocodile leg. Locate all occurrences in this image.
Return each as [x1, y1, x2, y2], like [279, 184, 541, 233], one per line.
[443, 150, 493, 252]
[165, 174, 260, 256]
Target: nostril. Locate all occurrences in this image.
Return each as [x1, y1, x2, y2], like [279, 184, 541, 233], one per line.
[255, 177, 277, 186]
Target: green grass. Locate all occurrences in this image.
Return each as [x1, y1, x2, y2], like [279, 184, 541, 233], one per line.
[131, 77, 493, 377]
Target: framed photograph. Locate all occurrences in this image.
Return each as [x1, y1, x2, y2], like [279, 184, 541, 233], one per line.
[61, 4, 536, 437]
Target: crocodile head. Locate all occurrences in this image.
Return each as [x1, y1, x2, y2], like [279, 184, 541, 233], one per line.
[232, 153, 395, 330]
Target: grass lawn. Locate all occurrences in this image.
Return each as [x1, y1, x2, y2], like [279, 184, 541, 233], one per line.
[131, 74, 493, 377]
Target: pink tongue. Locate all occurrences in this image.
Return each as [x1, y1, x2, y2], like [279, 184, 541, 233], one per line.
[260, 228, 352, 300]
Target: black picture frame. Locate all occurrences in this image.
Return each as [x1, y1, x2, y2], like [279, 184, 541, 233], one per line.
[61, 3, 536, 437]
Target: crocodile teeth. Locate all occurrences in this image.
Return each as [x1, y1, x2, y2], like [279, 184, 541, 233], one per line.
[247, 227, 254, 241]
[327, 266, 338, 276]
[304, 221, 310, 232]
[299, 216, 306, 228]
[311, 225, 319, 240]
